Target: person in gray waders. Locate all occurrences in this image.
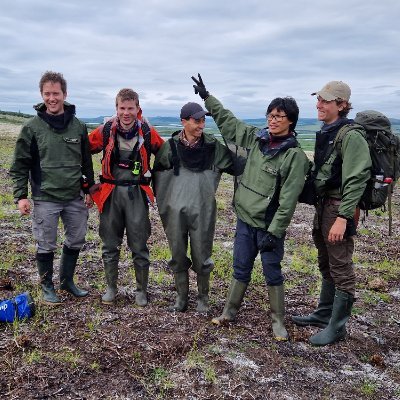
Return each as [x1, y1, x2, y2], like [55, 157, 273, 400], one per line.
[10, 71, 95, 305]
[89, 89, 164, 306]
[191, 74, 309, 340]
[153, 102, 235, 313]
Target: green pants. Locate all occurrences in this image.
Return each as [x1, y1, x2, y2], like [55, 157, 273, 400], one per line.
[99, 185, 150, 268]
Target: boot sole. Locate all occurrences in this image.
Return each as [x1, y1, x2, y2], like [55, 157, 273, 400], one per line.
[101, 300, 115, 305]
[60, 288, 89, 297]
[211, 317, 233, 326]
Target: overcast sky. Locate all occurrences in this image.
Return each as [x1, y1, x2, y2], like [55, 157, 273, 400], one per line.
[1, 0, 399, 119]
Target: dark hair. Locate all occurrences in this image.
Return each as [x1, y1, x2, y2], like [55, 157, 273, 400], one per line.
[39, 71, 67, 94]
[115, 88, 139, 107]
[266, 96, 299, 131]
[336, 100, 352, 118]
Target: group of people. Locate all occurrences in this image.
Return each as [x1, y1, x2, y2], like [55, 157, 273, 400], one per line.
[10, 71, 371, 347]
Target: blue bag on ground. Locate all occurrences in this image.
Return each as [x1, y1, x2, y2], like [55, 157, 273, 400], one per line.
[0, 292, 35, 322]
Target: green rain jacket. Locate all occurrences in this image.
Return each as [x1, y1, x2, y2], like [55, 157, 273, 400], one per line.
[204, 95, 309, 238]
[313, 123, 371, 219]
[10, 102, 94, 202]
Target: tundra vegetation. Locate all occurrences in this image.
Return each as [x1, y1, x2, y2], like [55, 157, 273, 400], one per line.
[0, 113, 399, 399]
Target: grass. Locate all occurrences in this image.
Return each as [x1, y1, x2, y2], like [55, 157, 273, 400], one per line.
[361, 290, 391, 305]
[370, 258, 400, 281]
[358, 379, 379, 398]
[289, 245, 319, 276]
[186, 331, 218, 384]
[149, 367, 174, 397]
[150, 244, 171, 262]
[211, 243, 233, 282]
[51, 348, 81, 368]
[24, 349, 43, 364]
[150, 268, 171, 286]
[0, 245, 30, 275]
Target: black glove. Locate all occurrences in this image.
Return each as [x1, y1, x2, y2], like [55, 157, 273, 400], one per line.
[258, 232, 278, 252]
[191, 73, 209, 100]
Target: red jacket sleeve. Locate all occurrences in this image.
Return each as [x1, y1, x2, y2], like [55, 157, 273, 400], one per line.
[150, 126, 164, 153]
[88, 125, 105, 154]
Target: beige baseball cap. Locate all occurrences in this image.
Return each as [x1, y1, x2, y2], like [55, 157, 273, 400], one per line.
[311, 81, 351, 101]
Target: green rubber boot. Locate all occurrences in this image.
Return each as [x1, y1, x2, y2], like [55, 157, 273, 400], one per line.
[268, 284, 288, 341]
[36, 252, 62, 305]
[135, 265, 149, 307]
[169, 271, 189, 312]
[292, 279, 335, 328]
[196, 273, 210, 313]
[211, 278, 248, 325]
[310, 289, 354, 346]
[60, 246, 88, 297]
[102, 262, 118, 304]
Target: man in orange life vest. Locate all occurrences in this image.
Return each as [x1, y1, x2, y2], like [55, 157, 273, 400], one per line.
[89, 88, 164, 305]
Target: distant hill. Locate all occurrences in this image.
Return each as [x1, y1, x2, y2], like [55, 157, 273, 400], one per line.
[81, 115, 320, 129]
[2, 110, 400, 135]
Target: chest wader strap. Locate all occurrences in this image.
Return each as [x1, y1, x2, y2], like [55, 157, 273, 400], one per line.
[99, 176, 149, 186]
[168, 138, 180, 176]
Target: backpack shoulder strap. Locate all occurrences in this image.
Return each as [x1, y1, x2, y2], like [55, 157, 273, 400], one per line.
[168, 137, 180, 176]
[102, 120, 113, 158]
[334, 123, 365, 156]
[141, 121, 152, 167]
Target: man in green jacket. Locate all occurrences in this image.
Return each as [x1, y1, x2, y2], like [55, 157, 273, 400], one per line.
[153, 102, 234, 313]
[292, 81, 372, 345]
[192, 74, 309, 340]
[10, 71, 95, 305]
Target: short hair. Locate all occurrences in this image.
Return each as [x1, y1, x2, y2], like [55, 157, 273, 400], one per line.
[115, 88, 139, 107]
[266, 97, 299, 131]
[39, 71, 67, 94]
[336, 100, 352, 118]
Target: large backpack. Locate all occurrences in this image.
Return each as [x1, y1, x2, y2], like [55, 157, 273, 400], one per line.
[335, 110, 400, 211]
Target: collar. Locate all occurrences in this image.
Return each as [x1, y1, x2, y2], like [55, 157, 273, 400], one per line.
[179, 129, 202, 148]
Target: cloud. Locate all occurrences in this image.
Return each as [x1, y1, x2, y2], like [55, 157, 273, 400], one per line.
[0, 0, 399, 118]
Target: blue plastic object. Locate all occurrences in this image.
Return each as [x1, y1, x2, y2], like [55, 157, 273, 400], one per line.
[0, 292, 35, 322]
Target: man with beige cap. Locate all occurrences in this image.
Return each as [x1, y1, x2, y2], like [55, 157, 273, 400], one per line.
[292, 81, 371, 346]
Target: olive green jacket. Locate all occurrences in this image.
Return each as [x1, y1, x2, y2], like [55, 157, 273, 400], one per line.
[10, 103, 94, 202]
[314, 125, 371, 219]
[205, 95, 309, 238]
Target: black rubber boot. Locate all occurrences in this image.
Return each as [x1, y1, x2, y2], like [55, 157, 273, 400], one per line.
[169, 271, 189, 312]
[292, 279, 335, 328]
[211, 278, 248, 325]
[310, 289, 354, 346]
[196, 273, 210, 313]
[268, 284, 288, 341]
[60, 246, 88, 297]
[102, 262, 118, 304]
[36, 252, 62, 305]
[135, 265, 149, 307]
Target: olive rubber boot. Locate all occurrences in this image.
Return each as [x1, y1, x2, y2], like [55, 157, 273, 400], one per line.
[292, 279, 335, 328]
[60, 246, 88, 297]
[211, 278, 248, 325]
[310, 289, 354, 346]
[196, 273, 210, 313]
[134, 265, 149, 307]
[36, 252, 62, 305]
[268, 284, 288, 341]
[102, 262, 119, 304]
[169, 271, 189, 312]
